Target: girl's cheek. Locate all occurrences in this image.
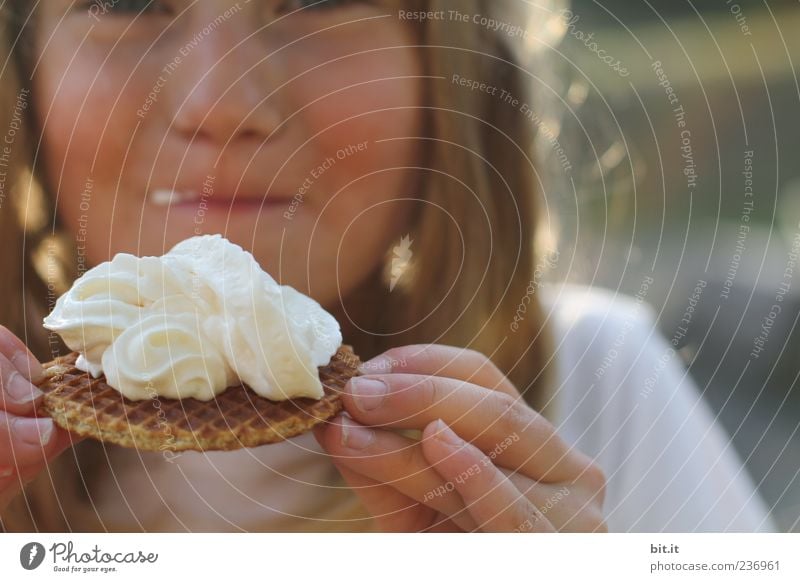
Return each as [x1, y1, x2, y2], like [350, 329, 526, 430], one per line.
[284, 17, 422, 132]
[286, 43, 423, 204]
[37, 47, 138, 160]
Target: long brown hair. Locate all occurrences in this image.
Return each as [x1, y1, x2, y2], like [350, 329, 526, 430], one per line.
[0, 28, 26, 343]
[2, 0, 557, 531]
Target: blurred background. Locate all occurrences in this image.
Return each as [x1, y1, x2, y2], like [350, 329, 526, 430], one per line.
[542, 0, 800, 531]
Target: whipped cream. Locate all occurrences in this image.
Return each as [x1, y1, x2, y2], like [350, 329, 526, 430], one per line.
[43, 235, 342, 401]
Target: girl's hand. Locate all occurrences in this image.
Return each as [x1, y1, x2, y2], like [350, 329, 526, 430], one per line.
[0, 325, 77, 511]
[314, 344, 607, 532]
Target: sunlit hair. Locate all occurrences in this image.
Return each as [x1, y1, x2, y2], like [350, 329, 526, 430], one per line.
[0, 30, 27, 338]
[1, 0, 563, 531]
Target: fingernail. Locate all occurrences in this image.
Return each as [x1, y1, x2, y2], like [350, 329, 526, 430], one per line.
[433, 419, 462, 447]
[340, 417, 375, 450]
[357, 355, 392, 375]
[0, 467, 13, 478]
[11, 352, 44, 384]
[348, 377, 387, 412]
[12, 417, 54, 447]
[6, 371, 45, 405]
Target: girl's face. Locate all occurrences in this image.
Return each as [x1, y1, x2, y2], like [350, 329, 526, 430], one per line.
[32, 0, 422, 310]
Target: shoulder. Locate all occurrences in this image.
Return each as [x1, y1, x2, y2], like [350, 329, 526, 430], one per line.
[539, 284, 775, 531]
[539, 283, 664, 401]
[538, 283, 666, 446]
[540, 282, 658, 344]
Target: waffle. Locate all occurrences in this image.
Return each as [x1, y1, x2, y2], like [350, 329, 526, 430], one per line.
[33, 345, 360, 452]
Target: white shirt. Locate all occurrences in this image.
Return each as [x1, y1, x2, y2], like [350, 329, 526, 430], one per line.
[92, 285, 777, 532]
[541, 284, 776, 532]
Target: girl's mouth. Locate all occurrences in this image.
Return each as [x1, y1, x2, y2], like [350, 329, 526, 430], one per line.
[148, 188, 289, 210]
[148, 189, 198, 206]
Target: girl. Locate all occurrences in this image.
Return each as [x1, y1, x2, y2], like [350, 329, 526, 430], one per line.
[0, 0, 774, 532]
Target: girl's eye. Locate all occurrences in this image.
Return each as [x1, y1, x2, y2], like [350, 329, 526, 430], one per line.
[82, 0, 362, 22]
[279, 0, 359, 12]
[86, 0, 171, 17]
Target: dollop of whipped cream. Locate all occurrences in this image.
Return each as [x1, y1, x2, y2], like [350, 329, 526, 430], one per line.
[43, 235, 342, 402]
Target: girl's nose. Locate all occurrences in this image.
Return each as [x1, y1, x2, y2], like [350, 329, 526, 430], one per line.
[168, 17, 284, 146]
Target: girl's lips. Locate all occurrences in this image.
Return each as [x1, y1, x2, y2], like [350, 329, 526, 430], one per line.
[174, 197, 283, 208]
[148, 188, 289, 209]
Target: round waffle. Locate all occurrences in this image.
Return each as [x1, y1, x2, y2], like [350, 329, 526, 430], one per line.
[33, 345, 360, 452]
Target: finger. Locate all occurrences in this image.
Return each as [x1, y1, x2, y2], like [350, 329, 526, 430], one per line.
[1, 426, 78, 480]
[331, 461, 464, 532]
[343, 373, 588, 482]
[0, 411, 62, 469]
[359, 344, 519, 398]
[331, 461, 442, 532]
[0, 353, 45, 415]
[494, 467, 607, 532]
[425, 515, 464, 532]
[0, 325, 44, 383]
[0, 424, 77, 511]
[421, 419, 556, 533]
[314, 416, 479, 531]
